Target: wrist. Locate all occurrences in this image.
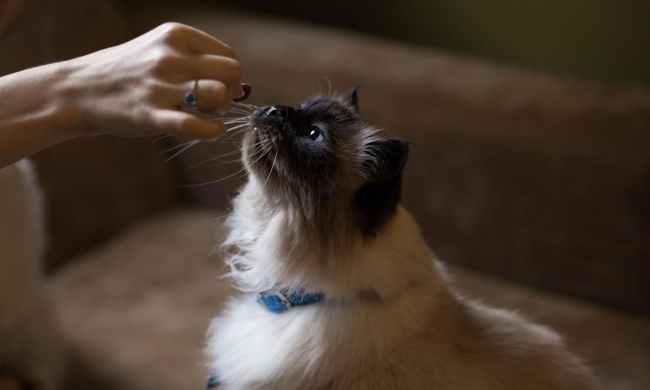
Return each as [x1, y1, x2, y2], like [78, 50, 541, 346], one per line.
[0, 59, 84, 166]
[47, 60, 85, 139]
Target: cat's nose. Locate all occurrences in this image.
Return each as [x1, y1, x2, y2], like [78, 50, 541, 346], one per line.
[259, 105, 295, 129]
[263, 106, 281, 118]
[263, 105, 291, 119]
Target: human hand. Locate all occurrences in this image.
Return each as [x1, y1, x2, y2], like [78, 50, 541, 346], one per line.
[56, 22, 244, 139]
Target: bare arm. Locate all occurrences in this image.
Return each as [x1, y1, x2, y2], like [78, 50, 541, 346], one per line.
[0, 62, 78, 167]
[0, 22, 244, 169]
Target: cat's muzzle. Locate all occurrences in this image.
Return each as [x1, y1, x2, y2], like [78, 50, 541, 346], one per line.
[252, 105, 295, 134]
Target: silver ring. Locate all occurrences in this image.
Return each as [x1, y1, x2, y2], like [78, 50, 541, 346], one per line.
[183, 80, 199, 107]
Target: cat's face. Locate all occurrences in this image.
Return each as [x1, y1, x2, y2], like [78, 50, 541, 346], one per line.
[243, 91, 408, 236]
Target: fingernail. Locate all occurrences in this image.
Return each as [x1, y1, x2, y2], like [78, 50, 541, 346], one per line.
[234, 83, 252, 102]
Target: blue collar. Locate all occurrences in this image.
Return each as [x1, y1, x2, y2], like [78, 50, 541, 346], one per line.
[258, 287, 325, 314]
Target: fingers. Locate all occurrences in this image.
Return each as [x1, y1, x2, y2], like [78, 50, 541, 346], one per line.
[151, 109, 225, 139]
[191, 54, 243, 99]
[130, 23, 246, 139]
[191, 79, 231, 113]
[148, 23, 245, 100]
[151, 54, 243, 100]
[154, 79, 232, 113]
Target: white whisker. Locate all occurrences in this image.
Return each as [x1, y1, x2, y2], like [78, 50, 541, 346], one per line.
[226, 124, 251, 134]
[229, 108, 253, 115]
[225, 119, 250, 125]
[190, 138, 268, 168]
[225, 122, 250, 129]
[191, 133, 270, 167]
[163, 140, 197, 154]
[164, 140, 200, 161]
[185, 142, 270, 187]
[263, 149, 278, 189]
[232, 102, 257, 110]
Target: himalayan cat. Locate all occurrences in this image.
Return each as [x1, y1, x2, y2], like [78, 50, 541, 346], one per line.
[0, 160, 65, 390]
[205, 91, 600, 390]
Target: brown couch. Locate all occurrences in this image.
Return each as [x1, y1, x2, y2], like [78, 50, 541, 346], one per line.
[2, 1, 649, 389]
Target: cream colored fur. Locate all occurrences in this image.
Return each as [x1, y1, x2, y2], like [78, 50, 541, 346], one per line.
[207, 177, 600, 390]
[0, 161, 65, 390]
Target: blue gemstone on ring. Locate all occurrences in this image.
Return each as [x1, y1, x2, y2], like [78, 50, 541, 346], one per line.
[206, 375, 220, 389]
[184, 92, 197, 106]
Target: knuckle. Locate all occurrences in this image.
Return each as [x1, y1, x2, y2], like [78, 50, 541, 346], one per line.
[158, 22, 178, 30]
[158, 22, 191, 45]
[211, 83, 229, 107]
[196, 81, 228, 112]
[133, 107, 153, 128]
[150, 52, 182, 75]
[211, 81, 227, 99]
[159, 22, 188, 34]
[144, 80, 165, 102]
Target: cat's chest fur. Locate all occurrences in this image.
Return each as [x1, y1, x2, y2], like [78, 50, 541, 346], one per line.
[205, 203, 599, 390]
[207, 284, 442, 390]
[206, 204, 448, 390]
[207, 295, 328, 389]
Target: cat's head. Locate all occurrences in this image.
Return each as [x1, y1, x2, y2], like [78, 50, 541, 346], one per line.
[243, 90, 408, 237]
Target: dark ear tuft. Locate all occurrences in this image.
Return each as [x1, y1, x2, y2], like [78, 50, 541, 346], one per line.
[355, 138, 409, 236]
[343, 87, 360, 113]
[365, 138, 409, 181]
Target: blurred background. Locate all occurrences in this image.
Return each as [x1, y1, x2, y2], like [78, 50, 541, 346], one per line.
[203, 0, 650, 87]
[1, 1, 649, 390]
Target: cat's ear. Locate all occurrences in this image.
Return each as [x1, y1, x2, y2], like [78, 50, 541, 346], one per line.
[363, 138, 409, 183]
[343, 87, 360, 113]
[354, 138, 409, 236]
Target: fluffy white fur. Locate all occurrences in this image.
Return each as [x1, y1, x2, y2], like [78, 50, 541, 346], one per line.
[0, 161, 65, 390]
[206, 177, 600, 390]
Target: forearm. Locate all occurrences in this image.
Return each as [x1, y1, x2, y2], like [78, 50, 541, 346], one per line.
[0, 61, 79, 168]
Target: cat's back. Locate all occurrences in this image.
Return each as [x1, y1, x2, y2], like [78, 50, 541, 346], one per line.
[324, 294, 600, 390]
[416, 296, 600, 390]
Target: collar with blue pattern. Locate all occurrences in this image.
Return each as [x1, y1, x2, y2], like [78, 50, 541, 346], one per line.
[258, 287, 325, 314]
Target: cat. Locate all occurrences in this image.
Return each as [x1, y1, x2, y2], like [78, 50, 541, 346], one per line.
[0, 160, 65, 390]
[205, 91, 600, 390]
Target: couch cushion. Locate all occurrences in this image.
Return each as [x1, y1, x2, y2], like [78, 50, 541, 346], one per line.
[48, 210, 649, 390]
